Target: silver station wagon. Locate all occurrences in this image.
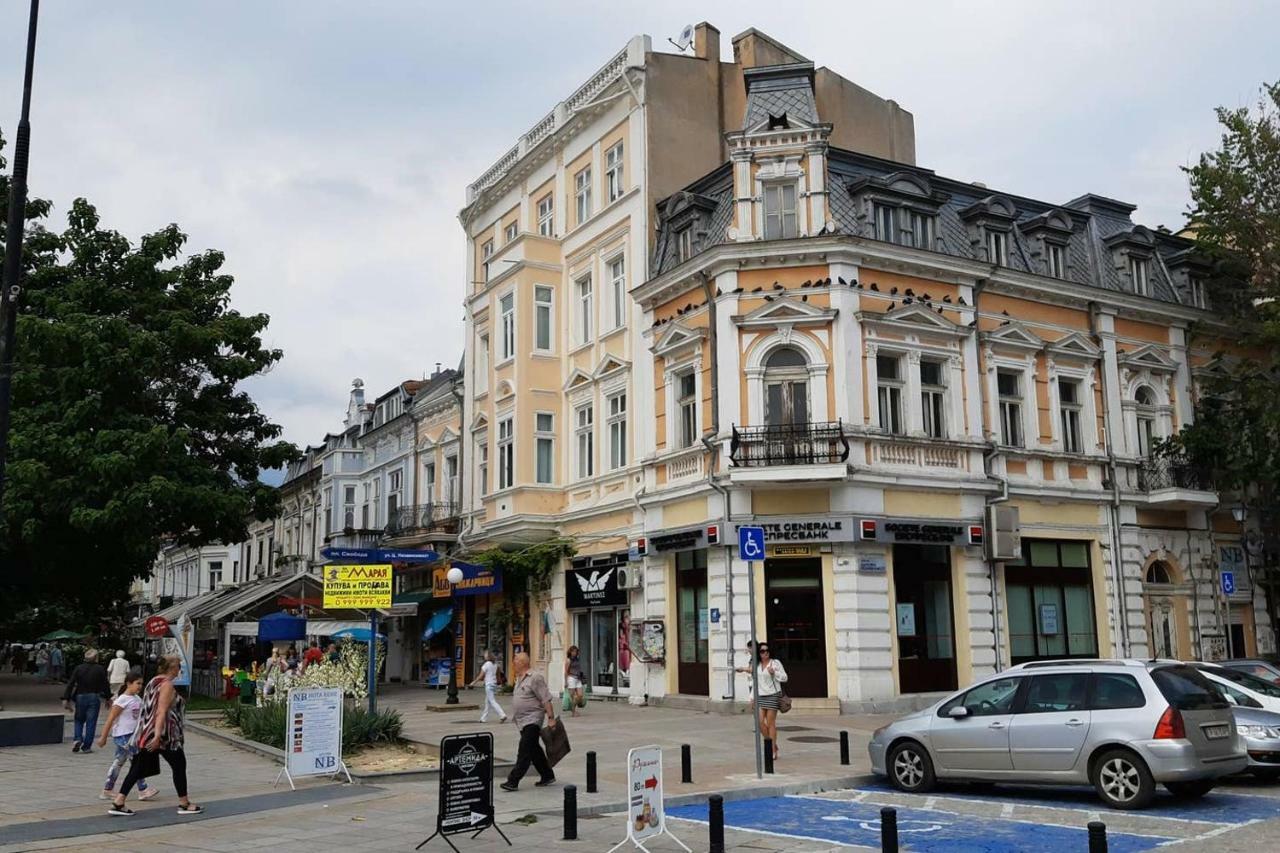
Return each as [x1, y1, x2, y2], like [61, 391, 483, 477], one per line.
[868, 660, 1247, 809]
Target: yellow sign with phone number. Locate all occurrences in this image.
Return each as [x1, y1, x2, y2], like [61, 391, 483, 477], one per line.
[322, 564, 393, 609]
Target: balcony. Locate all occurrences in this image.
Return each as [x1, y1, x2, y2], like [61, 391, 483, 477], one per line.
[1136, 455, 1217, 508]
[729, 422, 850, 482]
[384, 503, 462, 539]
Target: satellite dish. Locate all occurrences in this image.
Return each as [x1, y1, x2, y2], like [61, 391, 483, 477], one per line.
[671, 24, 695, 52]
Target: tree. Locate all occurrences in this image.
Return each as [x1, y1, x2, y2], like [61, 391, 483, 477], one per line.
[0, 131, 296, 626]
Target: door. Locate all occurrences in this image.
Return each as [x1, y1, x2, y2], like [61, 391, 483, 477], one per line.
[893, 545, 957, 694]
[676, 550, 709, 695]
[1009, 673, 1091, 771]
[573, 611, 593, 689]
[1148, 598, 1177, 659]
[764, 558, 828, 698]
[931, 676, 1021, 771]
[591, 609, 617, 691]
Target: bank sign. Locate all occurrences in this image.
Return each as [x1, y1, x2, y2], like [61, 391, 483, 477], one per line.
[735, 517, 854, 543]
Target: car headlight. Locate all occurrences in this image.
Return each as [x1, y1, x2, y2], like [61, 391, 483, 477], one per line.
[872, 725, 889, 741]
[1237, 724, 1280, 739]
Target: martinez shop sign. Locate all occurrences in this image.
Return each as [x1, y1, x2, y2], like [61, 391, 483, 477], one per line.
[734, 517, 855, 543]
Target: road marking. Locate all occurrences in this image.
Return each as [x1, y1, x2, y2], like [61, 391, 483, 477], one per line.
[924, 796, 938, 809]
[1001, 803, 1015, 817]
[1156, 819, 1264, 847]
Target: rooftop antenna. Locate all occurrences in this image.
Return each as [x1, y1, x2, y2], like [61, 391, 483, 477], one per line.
[668, 23, 694, 52]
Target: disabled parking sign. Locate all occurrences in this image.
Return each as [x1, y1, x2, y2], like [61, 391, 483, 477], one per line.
[1222, 571, 1236, 595]
[738, 526, 765, 561]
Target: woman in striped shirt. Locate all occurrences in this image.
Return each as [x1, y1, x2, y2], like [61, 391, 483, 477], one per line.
[109, 655, 202, 816]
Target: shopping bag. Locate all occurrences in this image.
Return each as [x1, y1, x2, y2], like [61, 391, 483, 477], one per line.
[540, 720, 571, 767]
[131, 748, 162, 779]
[562, 689, 573, 712]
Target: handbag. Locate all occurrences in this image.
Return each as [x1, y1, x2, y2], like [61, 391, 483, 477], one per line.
[540, 719, 571, 767]
[131, 747, 162, 779]
[777, 693, 793, 714]
[561, 689, 573, 712]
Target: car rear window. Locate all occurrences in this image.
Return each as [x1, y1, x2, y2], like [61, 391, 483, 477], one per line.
[1090, 673, 1146, 710]
[1152, 666, 1230, 710]
[1215, 668, 1280, 697]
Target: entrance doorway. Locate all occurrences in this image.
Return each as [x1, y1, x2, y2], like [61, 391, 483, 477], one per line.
[764, 557, 827, 697]
[893, 545, 957, 694]
[571, 607, 631, 694]
[676, 550, 709, 695]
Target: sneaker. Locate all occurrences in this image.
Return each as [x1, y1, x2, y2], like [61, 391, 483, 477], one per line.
[535, 776, 557, 787]
[72, 743, 81, 753]
[500, 717, 508, 724]
[81, 748, 93, 755]
[177, 803, 204, 816]
[108, 804, 134, 817]
[499, 782, 518, 792]
[138, 788, 159, 801]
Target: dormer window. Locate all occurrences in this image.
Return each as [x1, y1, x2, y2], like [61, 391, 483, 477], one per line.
[676, 227, 693, 263]
[1046, 243, 1066, 279]
[987, 230, 1008, 266]
[907, 211, 934, 250]
[1128, 256, 1150, 296]
[1189, 277, 1208, 309]
[874, 204, 895, 242]
[763, 183, 798, 240]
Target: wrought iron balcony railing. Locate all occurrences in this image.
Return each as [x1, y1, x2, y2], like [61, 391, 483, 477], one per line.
[1137, 455, 1213, 492]
[384, 502, 461, 537]
[730, 421, 850, 468]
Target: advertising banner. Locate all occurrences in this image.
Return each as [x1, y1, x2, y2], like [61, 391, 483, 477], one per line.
[432, 562, 502, 599]
[323, 564, 393, 609]
[437, 733, 495, 836]
[611, 745, 688, 851]
[159, 613, 194, 687]
[285, 687, 345, 779]
[565, 564, 627, 609]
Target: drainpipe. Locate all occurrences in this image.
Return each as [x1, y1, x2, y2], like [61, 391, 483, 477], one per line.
[1185, 523, 1205, 659]
[983, 442, 1009, 673]
[1090, 302, 1131, 658]
[631, 484, 649, 705]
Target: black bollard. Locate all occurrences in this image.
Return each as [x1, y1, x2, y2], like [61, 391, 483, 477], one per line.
[763, 738, 774, 774]
[880, 806, 898, 853]
[708, 794, 725, 853]
[681, 743, 692, 783]
[586, 750, 598, 793]
[839, 730, 850, 765]
[1087, 821, 1107, 853]
[563, 784, 578, 841]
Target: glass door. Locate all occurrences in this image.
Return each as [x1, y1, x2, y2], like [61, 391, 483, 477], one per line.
[676, 550, 709, 695]
[893, 545, 957, 694]
[591, 610, 617, 691]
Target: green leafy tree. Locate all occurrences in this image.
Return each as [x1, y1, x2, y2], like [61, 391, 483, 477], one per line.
[0, 131, 296, 627]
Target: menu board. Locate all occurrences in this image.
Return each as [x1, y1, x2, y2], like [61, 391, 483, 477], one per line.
[285, 687, 344, 778]
[438, 733, 495, 836]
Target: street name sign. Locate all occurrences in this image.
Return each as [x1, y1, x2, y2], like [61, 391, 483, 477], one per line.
[323, 564, 393, 609]
[320, 547, 440, 563]
[418, 732, 508, 851]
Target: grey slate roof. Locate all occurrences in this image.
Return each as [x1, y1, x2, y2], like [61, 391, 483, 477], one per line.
[742, 63, 820, 130]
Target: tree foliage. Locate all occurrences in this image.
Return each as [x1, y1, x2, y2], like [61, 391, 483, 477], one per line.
[0, 131, 296, 625]
[468, 537, 578, 635]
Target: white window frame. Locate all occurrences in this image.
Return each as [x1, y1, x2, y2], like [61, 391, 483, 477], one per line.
[343, 486, 356, 529]
[534, 285, 554, 352]
[1125, 380, 1173, 459]
[1129, 256, 1150, 296]
[676, 370, 698, 449]
[574, 403, 595, 480]
[763, 182, 799, 240]
[499, 291, 515, 361]
[907, 210, 933, 249]
[574, 166, 592, 224]
[445, 453, 458, 503]
[537, 194, 554, 237]
[607, 391, 627, 470]
[987, 230, 1008, 266]
[424, 460, 436, 503]
[475, 433, 489, 497]
[919, 358, 947, 439]
[388, 468, 403, 518]
[497, 416, 514, 490]
[504, 222, 517, 243]
[1057, 377, 1084, 454]
[475, 332, 489, 393]
[481, 239, 494, 282]
[874, 203, 896, 243]
[1190, 277, 1208, 309]
[997, 368, 1024, 448]
[605, 142, 624, 203]
[676, 227, 693, 263]
[876, 353, 905, 436]
[1046, 242, 1066, 279]
[607, 255, 626, 331]
[535, 412, 555, 485]
[575, 274, 593, 344]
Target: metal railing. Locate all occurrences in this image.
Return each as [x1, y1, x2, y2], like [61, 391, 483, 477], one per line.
[1137, 455, 1213, 492]
[729, 421, 850, 468]
[384, 502, 461, 537]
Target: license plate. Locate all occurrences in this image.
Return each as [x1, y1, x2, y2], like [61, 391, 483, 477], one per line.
[1203, 724, 1231, 740]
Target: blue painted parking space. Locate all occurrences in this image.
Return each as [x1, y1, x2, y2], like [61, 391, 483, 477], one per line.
[667, 795, 1176, 852]
[855, 780, 1280, 824]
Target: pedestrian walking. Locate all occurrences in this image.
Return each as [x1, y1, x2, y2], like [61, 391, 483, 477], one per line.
[564, 645, 585, 716]
[735, 642, 788, 761]
[96, 671, 157, 801]
[469, 650, 507, 724]
[36, 644, 50, 680]
[499, 652, 558, 792]
[63, 649, 111, 753]
[109, 655, 203, 816]
[50, 643, 65, 681]
[107, 650, 131, 694]
[10, 644, 26, 675]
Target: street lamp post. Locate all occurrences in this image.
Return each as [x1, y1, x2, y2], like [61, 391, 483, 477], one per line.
[0, 0, 41, 510]
[445, 566, 463, 705]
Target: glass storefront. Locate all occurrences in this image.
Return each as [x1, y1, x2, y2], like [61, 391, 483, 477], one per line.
[566, 553, 632, 695]
[1006, 539, 1098, 664]
[676, 549, 709, 695]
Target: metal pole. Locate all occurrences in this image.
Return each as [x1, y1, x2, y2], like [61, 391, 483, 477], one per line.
[367, 613, 377, 714]
[446, 597, 459, 704]
[747, 557, 761, 779]
[0, 0, 40, 512]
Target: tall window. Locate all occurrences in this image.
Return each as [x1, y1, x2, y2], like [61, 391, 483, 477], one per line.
[608, 392, 627, 469]
[537, 194, 554, 236]
[445, 454, 458, 502]
[535, 413, 554, 484]
[676, 227, 693, 263]
[876, 355, 904, 435]
[534, 286, 553, 351]
[575, 167, 592, 224]
[1005, 539, 1098, 663]
[874, 204, 896, 242]
[504, 222, 517, 242]
[208, 561, 223, 588]
[605, 142, 624, 203]
[575, 404, 594, 479]
[763, 183, 798, 240]
[908, 210, 934, 249]
[481, 239, 494, 281]
[476, 436, 489, 496]
[362, 482, 371, 528]
[987, 230, 1008, 265]
[323, 488, 332, 536]
[1135, 385, 1157, 457]
[576, 275, 593, 343]
[1190, 277, 1208, 309]
[1058, 378, 1083, 453]
[764, 346, 808, 426]
[388, 470, 402, 518]
[608, 256, 626, 330]
[920, 359, 947, 438]
[497, 417, 514, 490]
[343, 486, 356, 529]
[677, 371, 698, 448]
[476, 333, 489, 392]
[1128, 256, 1150, 296]
[424, 461, 436, 502]
[1046, 243, 1066, 278]
[997, 370, 1024, 448]
[500, 292, 515, 359]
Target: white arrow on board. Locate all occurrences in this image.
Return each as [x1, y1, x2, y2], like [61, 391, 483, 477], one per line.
[470, 811, 487, 825]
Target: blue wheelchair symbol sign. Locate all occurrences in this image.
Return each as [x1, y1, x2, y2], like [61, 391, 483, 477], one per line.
[738, 526, 765, 561]
[1221, 571, 1236, 595]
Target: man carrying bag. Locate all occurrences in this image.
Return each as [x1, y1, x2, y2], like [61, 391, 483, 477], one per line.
[499, 653, 559, 792]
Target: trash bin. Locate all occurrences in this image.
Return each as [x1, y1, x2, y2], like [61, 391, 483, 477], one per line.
[238, 679, 256, 704]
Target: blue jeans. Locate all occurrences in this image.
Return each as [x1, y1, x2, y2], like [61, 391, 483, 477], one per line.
[104, 735, 148, 792]
[73, 694, 101, 749]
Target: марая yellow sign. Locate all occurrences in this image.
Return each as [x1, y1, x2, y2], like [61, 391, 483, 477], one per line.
[322, 564, 393, 609]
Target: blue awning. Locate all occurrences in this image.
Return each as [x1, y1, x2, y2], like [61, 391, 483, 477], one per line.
[257, 611, 306, 642]
[421, 607, 454, 642]
[331, 627, 387, 642]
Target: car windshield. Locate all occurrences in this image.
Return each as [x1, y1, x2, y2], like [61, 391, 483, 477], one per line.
[1152, 666, 1230, 710]
[1215, 667, 1280, 697]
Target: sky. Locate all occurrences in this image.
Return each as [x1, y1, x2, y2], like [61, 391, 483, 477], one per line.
[1, 1, 1277, 451]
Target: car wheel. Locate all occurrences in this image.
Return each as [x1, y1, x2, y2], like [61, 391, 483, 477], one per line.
[1251, 768, 1280, 783]
[887, 741, 936, 794]
[1166, 780, 1215, 799]
[1091, 748, 1156, 810]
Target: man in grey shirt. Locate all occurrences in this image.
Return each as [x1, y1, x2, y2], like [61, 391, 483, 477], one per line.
[500, 653, 558, 791]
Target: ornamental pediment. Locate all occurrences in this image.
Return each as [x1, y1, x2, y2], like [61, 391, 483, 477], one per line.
[1044, 331, 1100, 360]
[733, 294, 836, 328]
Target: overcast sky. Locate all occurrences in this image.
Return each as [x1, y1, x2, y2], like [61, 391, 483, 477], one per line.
[2, 1, 1276, 450]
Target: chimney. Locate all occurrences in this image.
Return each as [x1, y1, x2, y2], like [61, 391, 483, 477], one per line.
[731, 28, 809, 69]
[694, 22, 720, 61]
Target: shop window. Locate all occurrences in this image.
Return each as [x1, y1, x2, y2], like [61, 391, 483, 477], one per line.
[1005, 539, 1098, 664]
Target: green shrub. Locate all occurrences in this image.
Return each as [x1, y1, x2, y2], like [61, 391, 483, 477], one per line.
[223, 702, 401, 754]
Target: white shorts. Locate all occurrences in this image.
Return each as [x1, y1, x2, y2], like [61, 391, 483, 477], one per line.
[566, 675, 583, 690]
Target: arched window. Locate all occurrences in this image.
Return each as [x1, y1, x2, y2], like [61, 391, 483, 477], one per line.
[764, 346, 809, 426]
[1134, 385, 1158, 457]
[1145, 561, 1173, 585]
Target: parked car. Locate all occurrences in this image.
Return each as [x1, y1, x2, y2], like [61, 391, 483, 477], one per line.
[1191, 663, 1280, 713]
[1231, 704, 1280, 782]
[1221, 659, 1280, 686]
[868, 660, 1247, 809]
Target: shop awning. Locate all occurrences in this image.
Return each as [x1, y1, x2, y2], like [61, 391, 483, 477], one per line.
[307, 620, 369, 637]
[205, 574, 317, 622]
[421, 607, 454, 642]
[332, 627, 386, 642]
[257, 611, 306, 642]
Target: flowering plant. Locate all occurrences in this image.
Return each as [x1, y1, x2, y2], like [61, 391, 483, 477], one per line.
[261, 640, 384, 703]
